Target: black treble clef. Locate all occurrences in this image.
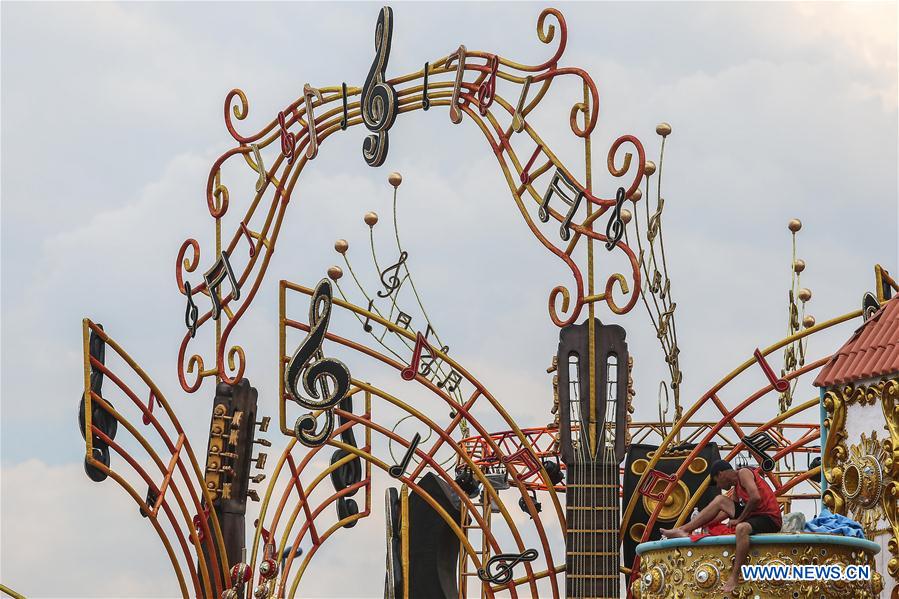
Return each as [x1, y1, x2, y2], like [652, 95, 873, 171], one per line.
[377, 251, 408, 298]
[285, 279, 351, 447]
[360, 6, 398, 167]
[604, 186, 626, 251]
[477, 549, 539, 584]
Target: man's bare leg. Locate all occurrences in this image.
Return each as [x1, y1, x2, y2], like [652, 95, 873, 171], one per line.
[660, 495, 735, 538]
[723, 522, 752, 594]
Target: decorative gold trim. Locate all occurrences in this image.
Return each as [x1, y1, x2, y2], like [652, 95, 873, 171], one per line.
[823, 377, 899, 587]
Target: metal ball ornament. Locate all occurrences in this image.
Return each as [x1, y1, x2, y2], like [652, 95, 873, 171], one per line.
[334, 239, 349, 254]
[793, 259, 806, 274]
[253, 584, 270, 599]
[327, 266, 343, 281]
[364, 211, 379, 227]
[788, 219, 802, 233]
[621, 208, 632, 224]
[230, 563, 252, 583]
[656, 122, 672, 137]
[388, 172, 403, 188]
[644, 161, 657, 176]
[803, 315, 816, 329]
[798, 288, 812, 302]
[629, 188, 643, 202]
[259, 558, 278, 580]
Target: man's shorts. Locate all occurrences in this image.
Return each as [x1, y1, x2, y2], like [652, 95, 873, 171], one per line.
[733, 501, 781, 533]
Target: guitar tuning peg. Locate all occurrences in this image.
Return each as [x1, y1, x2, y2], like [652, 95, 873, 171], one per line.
[254, 438, 272, 447]
[252, 473, 266, 484]
[546, 356, 558, 373]
[230, 411, 244, 430]
[254, 453, 268, 470]
[256, 416, 270, 432]
[247, 489, 260, 502]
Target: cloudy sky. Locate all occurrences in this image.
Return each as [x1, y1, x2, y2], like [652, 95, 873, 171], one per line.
[1, 2, 896, 597]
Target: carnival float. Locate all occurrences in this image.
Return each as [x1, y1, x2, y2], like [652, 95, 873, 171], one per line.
[39, 5, 899, 599]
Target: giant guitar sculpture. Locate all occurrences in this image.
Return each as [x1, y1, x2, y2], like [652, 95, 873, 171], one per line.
[557, 319, 629, 598]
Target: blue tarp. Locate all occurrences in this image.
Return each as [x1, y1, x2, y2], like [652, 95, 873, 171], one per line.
[803, 508, 866, 539]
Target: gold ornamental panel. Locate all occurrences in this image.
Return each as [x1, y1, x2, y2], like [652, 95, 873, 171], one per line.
[634, 538, 882, 599]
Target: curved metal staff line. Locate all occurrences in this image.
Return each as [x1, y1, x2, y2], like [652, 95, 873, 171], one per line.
[180, 35, 640, 391]
[280, 280, 567, 532]
[623, 310, 864, 586]
[620, 307, 862, 544]
[279, 321, 557, 598]
[81, 447, 191, 598]
[91, 423, 203, 598]
[220, 8, 572, 145]
[83, 320, 232, 585]
[287, 439, 502, 599]
[88, 357, 227, 584]
[88, 384, 217, 597]
[265, 407, 519, 599]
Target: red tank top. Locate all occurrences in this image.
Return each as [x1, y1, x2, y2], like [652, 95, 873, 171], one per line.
[735, 468, 782, 526]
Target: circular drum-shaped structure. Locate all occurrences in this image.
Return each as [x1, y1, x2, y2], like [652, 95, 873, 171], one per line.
[633, 534, 882, 598]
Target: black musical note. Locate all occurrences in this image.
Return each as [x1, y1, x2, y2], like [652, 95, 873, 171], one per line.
[437, 370, 462, 393]
[285, 279, 351, 447]
[477, 549, 539, 584]
[604, 187, 626, 250]
[395, 311, 412, 330]
[742, 431, 777, 472]
[203, 251, 240, 320]
[863, 292, 880, 321]
[389, 432, 421, 478]
[419, 343, 449, 377]
[539, 169, 583, 241]
[377, 251, 408, 298]
[140, 487, 158, 518]
[80, 324, 117, 483]
[422, 62, 430, 110]
[362, 298, 376, 332]
[330, 394, 362, 529]
[339, 82, 349, 131]
[360, 7, 398, 167]
[184, 282, 198, 338]
[401, 332, 428, 381]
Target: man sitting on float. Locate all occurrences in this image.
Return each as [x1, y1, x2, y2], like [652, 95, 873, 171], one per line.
[660, 460, 782, 594]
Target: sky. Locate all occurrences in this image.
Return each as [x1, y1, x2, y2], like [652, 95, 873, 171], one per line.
[1, 2, 897, 597]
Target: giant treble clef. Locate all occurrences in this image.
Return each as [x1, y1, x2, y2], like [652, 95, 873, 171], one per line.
[285, 279, 352, 447]
[360, 6, 398, 167]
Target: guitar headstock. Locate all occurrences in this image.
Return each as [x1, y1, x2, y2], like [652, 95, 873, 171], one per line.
[556, 318, 629, 466]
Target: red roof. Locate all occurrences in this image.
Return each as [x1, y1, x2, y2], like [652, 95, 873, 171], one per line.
[814, 297, 899, 387]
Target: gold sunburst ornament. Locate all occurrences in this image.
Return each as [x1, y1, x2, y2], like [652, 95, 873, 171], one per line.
[841, 432, 890, 538]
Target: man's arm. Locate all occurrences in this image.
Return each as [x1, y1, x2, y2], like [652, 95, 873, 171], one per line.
[731, 469, 760, 524]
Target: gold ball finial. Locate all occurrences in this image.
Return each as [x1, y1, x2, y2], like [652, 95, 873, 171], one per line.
[803, 315, 816, 329]
[620, 208, 632, 224]
[788, 219, 802, 233]
[644, 161, 657, 176]
[364, 211, 379, 227]
[334, 239, 349, 254]
[629, 188, 643, 202]
[388, 172, 403, 188]
[656, 122, 672, 137]
[793, 259, 806, 274]
[798, 288, 812, 302]
[327, 266, 343, 281]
